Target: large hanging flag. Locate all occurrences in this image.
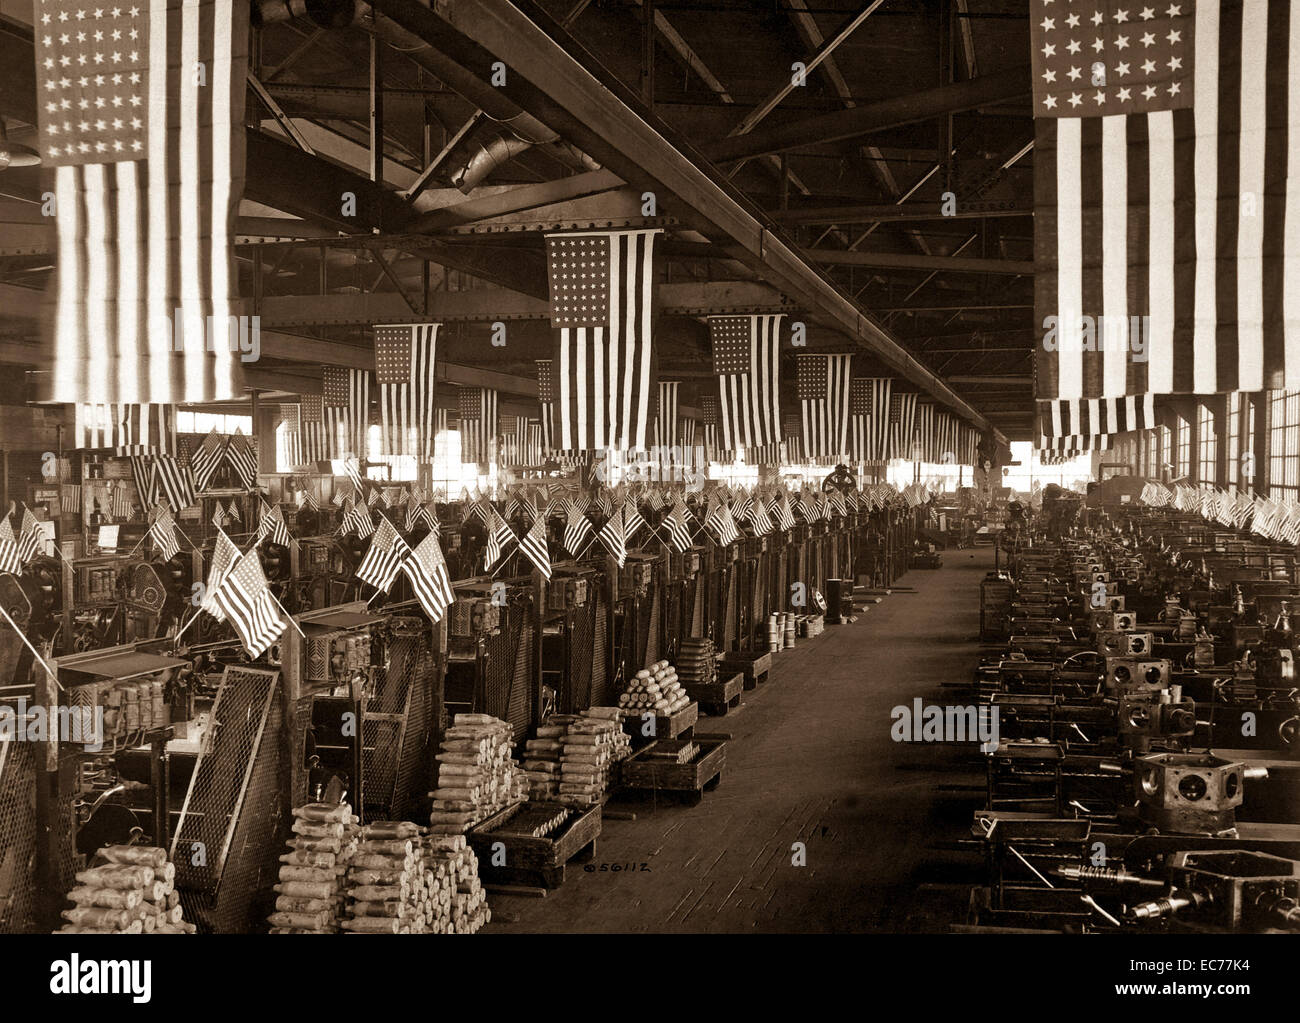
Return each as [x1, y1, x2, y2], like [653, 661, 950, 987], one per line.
[849, 378, 892, 464]
[797, 353, 852, 464]
[887, 392, 917, 461]
[936, 411, 959, 466]
[1030, 1, 1300, 420]
[74, 404, 178, 454]
[544, 229, 661, 452]
[700, 395, 721, 462]
[374, 323, 439, 459]
[403, 530, 455, 624]
[653, 380, 680, 454]
[536, 359, 556, 454]
[38, 0, 249, 406]
[323, 366, 369, 460]
[278, 405, 303, 470]
[913, 401, 937, 463]
[356, 516, 411, 593]
[709, 314, 783, 457]
[458, 387, 498, 467]
[300, 396, 329, 464]
[1038, 393, 1157, 439]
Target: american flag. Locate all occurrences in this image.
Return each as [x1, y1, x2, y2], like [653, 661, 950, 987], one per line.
[374, 323, 439, 459]
[709, 314, 783, 458]
[536, 359, 556, 454]
[147, 503, 179, 562]
[404, 501, 438, 535]
[202, 533, 240, 627]
[189, 428, 224, 491]
[745, 497, 774, 537]
[782, 413, 803, 464]
[151, 454, 194, 512]
[403, 530, 455, 624]
[545, 229, 661, 453]
[38, 1, 249, 407]
[300, 396, 329, 464]
[563, 500, 594, 558]
[1038, 432, 1112, 453]
[0, 519, 21, 576]
[341, 500, 375, 540]
[700, 394, 720, 462]
[73, 403, 177, 454]
[1039, 393, 1157, 438]
[596, 506, 626, 567]
[519, 515, 552, 579]
[773, 493, 796, 530]
[704, 496, 740, 545]
[663, 498, 693, 553]
[936, 411, 959, 465]
[887, 392, 917, 461]
[63, 484, 82, 514]
[212, 501, 226, 530]
[458, 387, 497, 467]
[225, 433, 257, 490]
[914, 401, 937, 463]
[278, 404, 303, 469]
[850, 378, 892, 464]
[225, 498, 241, 524]
[1032, 0, 1300, 427]
[257, 501, 292, 548]
[111, 480, 134, 519]
[356, 516, 410, 593]
[797, 354, 853, 464]
[16, 509, 45, 564]
[622, 497, 646, 544]
[342, 454, 365, 499]
[483, 507, 515, 571]
[209, 546, 284, 658]
[653, 380, 679, 454]
[323, 366, 369, 460]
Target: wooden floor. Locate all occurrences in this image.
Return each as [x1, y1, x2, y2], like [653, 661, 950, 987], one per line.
[490, 547, 997, 933]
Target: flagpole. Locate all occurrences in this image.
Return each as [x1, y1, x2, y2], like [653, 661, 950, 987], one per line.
[0, 601, 62, 691]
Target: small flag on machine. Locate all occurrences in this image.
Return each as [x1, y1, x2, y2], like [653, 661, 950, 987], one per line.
[356, 516, 411, 593]
[148, 504, 181, 562]
[403, 530, 455, 624]
[519, 515, 552, 580]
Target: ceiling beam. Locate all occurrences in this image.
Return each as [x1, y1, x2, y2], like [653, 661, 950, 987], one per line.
[805, 249, 1034, 275]
[702, 65, 1030, 164]
[770, 200, 1029, 225]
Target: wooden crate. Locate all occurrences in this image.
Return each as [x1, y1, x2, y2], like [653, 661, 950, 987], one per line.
[619, 738, 726, 805]
[682, 672, 743, 715]
[720, 650, 772, 691]
[467, 801, 602, 889]
[622, 700, 698, 746]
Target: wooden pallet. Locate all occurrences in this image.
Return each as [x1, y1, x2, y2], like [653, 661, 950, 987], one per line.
[618, 738, 726, 806]
[622, 700, 698, 746]
[682, 672, 743, 715]
[720, 651, 772, 691]
[466, 801, 602, 889]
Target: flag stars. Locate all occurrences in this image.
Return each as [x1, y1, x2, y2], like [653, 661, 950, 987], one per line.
[1114, 8, 1129, 21]
[1114, 34, 1129, 49]
[1066, 12, 1079, 28]
[1068, 92, 1082, 107]
[1167, 4, 1181, 15]
[1042, 42, 1056, 57]
[1066, 38, 1081, 53]
[1040, 17, 1055, 30]
[1092, 36, 1105, 52]
[1142, 58, 1157, 74]
[1167, 29, 1181, 44]
[1115, 61, 1130, 76]
[1143, 84, 1158, 99]
[1042, 68, 1056, 83]
[1043, 94, 1058, 109]
[1091, 10, 1104, 24]
[1167, 55, 1182, 71]
[1168, 81, 1181, 96]
[1141, 31, 1155, 46]
[1140, 6, 1155, 18]
[1093, 89, 1107, 104]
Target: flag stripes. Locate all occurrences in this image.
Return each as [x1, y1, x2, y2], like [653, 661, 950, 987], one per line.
[711, 314, 783, 456]
[797, 354, 853, 464]
[375, 323, 439, 459]
[1038, 393, 1158, 438]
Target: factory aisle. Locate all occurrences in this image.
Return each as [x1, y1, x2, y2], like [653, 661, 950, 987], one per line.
[490, 546, 997, 933]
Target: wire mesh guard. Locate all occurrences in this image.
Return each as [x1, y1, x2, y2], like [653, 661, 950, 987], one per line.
[483, 593, 535, 742]
[591, 587, 610, 707]
[361, 621, 435, 822]
[169, 666, 287, 933]
[0, 739, 37, 933]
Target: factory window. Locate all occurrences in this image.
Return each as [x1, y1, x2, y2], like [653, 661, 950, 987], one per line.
[1145, 430, 1159, 478]
[1226, 393, 1241, 488]
[1197, 404, 1216, 485]
[1245, 397, 1257, 491]
[1267, 389, 1300, 500]
[1159, 425, 1172, 478]
[1175, 418, 1191, 479]
[176, 411, 252, 436]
